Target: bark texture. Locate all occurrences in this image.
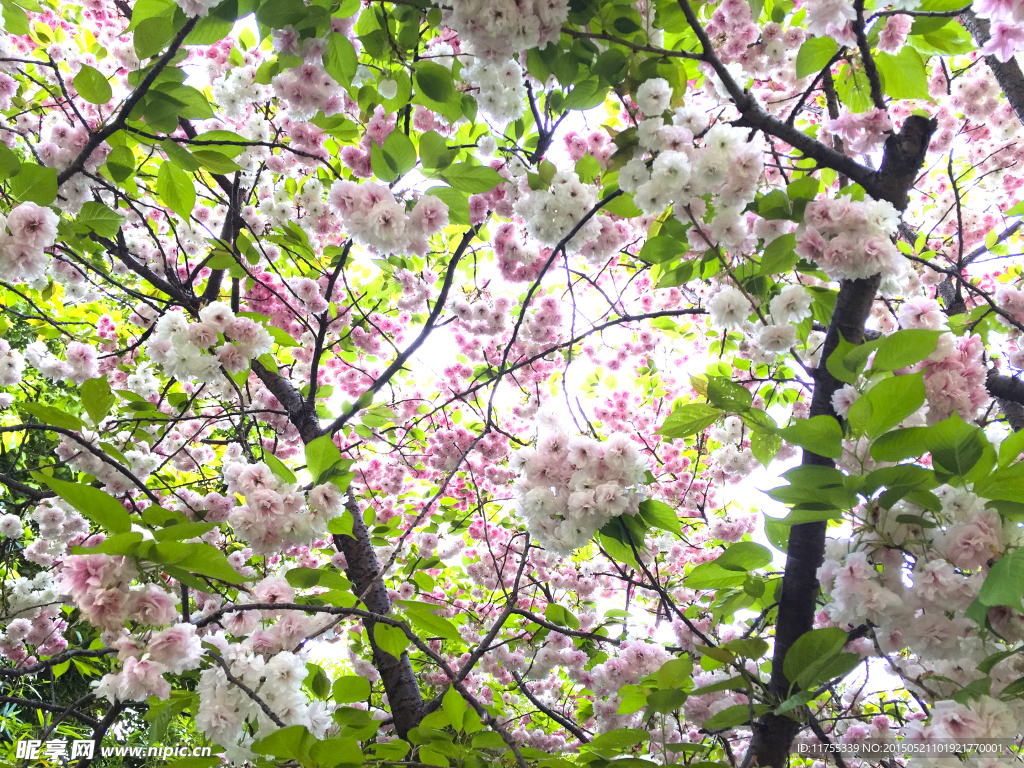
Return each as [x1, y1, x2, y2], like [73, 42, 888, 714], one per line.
[332, 498, 425, 738]
[750, 116, 937, 768]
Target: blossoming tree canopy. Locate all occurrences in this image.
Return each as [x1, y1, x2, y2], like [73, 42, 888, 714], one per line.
[7, 0, 1024, 764]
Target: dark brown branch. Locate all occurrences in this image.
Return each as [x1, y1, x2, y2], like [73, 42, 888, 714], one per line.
[57, 18, 199, 186]
[75, 701, 127, 768]
[510, 669, 590, 743]
[854, 0, 887, 111]
[327, 226, 480, 435]
[331, 496, 424, 738]
[0, 695, 99, 729]
[751, 116, 937, 768]
[988, 372, 1024, 431]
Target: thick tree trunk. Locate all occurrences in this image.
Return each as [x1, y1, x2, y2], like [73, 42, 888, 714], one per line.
[250, 362, 427, 737]
[332, 499, 425, 737]
[988, 372, 1024, 431]
[750, 116, 937, 768]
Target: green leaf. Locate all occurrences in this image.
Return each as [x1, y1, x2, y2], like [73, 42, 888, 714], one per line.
[442, 686, 468, 731]
[800, 652, 861, 689]
[73, 65, 112, 104]
[21, 402, 85, 431]
[826, 334, 882, 385]
[999, 430, 1024, 468]
[263, 452, 297, 485]
[773, 690, 816, 715]
[658, 403, 722, 439]
[167, 543, 243, 583]
[333, 675, 371, 704]
[870, 329, 943, 372]
[714, 541, 772, 571]
[864, 464, 937, 509]
[723, 637, 770, 659]
[426, 186, 469, 225]
[134, 16, 175, 59]
[0, 0, 30, 34]
[703, 703, 770, 730]
[783, 628, 848, 689]
[309, 738, 365, 768]
[751, 430, 783, 467]
[685, 562, 748, 590]
[757, 189, 791, 220]
[637, 499, 681, 535]
[847, 373, 926, 438]
[787, 176, 820, 201]
[706, 378, 752, 413]
[251, 725, 316, 761]
[655, 657, 693, 688]
[441, 164, 505, 194]
[10, 163, 58, 205]
[323, 32, 358, 85]
[373, 623, 408, 659]
[414, 61, 456, 103]
[156, 162, 196, 219]
[795, 37, 838, 79]
[602, 191, 643, 218]
[191, 150, 242, 174]
[418, 131, 452, 170]
[584, 728, 649, 755]
[760, 233, 798, 275]
[105, 145, 135, 182]
[870, 426, 931, 462]
[305, 433, 343, 481]
[952, 676, 992, 705]
[190, 130, 248, 157]
[646, 687, 688, 714]
[777, 415, 843, 459]
[927, 413, 988, 477]
[43, 476, 131, 534]
[976, 463, 1024, 502]
[974, 548, 1024, 610]
[256, 0, 312, 27]
[639, 235, 684, 263]
[184, 0, 237, 45]
[562, 78, 608, 111]
[76, 201, 124, 237]
[152, 522, 216, 542]
[875, 47, 931, 101]
[81, 377, 115, 424]
[0, 143, 21, 180]
[402, 603, 461, 641]
[764, 516, 789, 553]
[383, 130, 417, 176]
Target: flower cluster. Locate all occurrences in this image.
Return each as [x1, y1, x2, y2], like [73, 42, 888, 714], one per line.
[0, 202, 60, 286]
[196, 645, 333, 762]
[224, 458, 347, 555]
[974, 0, 1024, 61]
[62, 554, 178, 631]
[512, 429, 648, 555]
[464, 58, 527, 123]
[145, 303, 274, 385]
[622, 109, 764, 218]
[514, 170, 600, 250]
[0, 339, 24, 387]
[94, 623, 204, 703]
[0, 569, 68, 663]
[796, 196, 902, 281]
[438, 0, 567, 62]
[328, 181, 449, 257]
